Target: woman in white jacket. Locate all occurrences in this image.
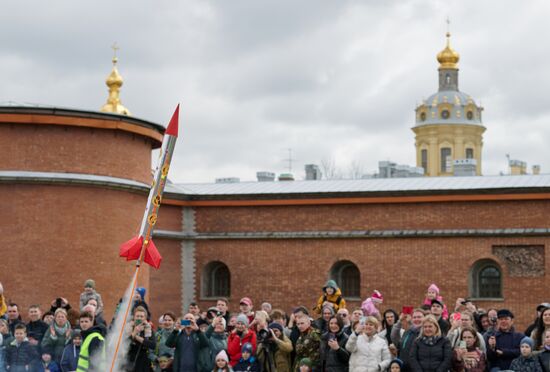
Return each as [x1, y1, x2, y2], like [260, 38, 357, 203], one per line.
[346, 316, 391, 372]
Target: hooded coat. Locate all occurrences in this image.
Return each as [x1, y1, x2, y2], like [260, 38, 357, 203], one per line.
[314, 280, 346, 315]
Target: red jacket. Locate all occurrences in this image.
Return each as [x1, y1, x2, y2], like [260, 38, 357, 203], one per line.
[227, 330, 257, 367]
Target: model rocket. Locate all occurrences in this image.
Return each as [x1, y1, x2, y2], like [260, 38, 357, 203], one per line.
[119, 104, 180, 269]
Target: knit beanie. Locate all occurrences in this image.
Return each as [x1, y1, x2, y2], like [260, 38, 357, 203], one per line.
[216, 349, 229, 362]
[136, 287, 146, 300]
[268, 322, 284, 333]
[300, 358, 313, 367]
[322, 304, 335, 315]
[428, 283, 439, 295]
[390, 358, 404, 369]
[521, 337, 534, 349]
[84, 279, 95, 289]
[241, 342, 253, 354]
[371, 290, 383, 304]
[236, 313, 249, 326]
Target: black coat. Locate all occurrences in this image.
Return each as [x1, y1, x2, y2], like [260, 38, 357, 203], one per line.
[233, 358, 261, 372]
[484, 328, 523, 370]
[398, 327, 420, 372]
[320, 331, 349, 372]
[6, 340, 39, 368]
[409, 336, 452, 372]
[539, 349, 550, 372]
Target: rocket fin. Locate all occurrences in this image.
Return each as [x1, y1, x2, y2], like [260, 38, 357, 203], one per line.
[119, 236, 143, 261]
[144, 239, 162, 269]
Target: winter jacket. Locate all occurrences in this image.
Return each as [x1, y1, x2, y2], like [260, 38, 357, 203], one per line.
[233, 358, 261, 372]
[510, 355, 543, 372]
[484, 328, 523, 370]
[320, 331, 350, 372]
[391, 322, 420, 372]
[257, 333, 293, 372]
[539, 349, 550, 372]
[360, 299, 380, 320]
[127, 328, 156, 372]
[450, 347, 486, 372]
[314, 283, 347, 315]
[198, 326, 228, 372]
[166, 329, 208, 372]
[60, 342, 80, 372]
[41, 323, 71, 363]
[26, 320, 49, 342]
[6, 339, 38, 369]
[150, 327, 176, 364]
[409, 336, 452, 372]
[345, 332, 390, 372]
[293, 328, 322, 371]
[227, 331, 257, 367]
[36, 360, 62, 372]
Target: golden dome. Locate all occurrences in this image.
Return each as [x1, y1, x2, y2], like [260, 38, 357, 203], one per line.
[100, 54, 131, 116]
[437, 32, 459, 70]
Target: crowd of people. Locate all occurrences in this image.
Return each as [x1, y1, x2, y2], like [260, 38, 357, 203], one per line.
[0, 279, 549, 372]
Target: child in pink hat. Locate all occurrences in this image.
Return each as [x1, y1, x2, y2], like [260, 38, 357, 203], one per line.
[361, 290, 383, 320]
[422, 283, 449, 319]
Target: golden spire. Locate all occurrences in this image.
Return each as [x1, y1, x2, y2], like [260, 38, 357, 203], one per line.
[100, 43, 131, 115]
[436, 19, 460, 69]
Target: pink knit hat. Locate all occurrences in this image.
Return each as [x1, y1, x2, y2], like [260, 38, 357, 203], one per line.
[216, 349, 229, 362]
[371, 290, 383, 303]
[428, 283, 440, 295]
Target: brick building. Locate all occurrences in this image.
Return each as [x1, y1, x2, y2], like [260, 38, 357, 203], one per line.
[152, 178, 550, 329]
[1, 35, 549, 329]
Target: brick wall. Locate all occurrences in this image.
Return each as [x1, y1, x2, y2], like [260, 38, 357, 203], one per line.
[191, 235, 549, 330]
[0, 123, 153, 184]
[0, 183, 148, 321]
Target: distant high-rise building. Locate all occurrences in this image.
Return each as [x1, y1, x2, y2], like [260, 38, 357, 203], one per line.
[377, 161, 424, 178]
[305, 164, 322, 180]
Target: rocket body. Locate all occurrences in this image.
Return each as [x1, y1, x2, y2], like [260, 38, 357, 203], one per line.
[119, 105, 179, 269]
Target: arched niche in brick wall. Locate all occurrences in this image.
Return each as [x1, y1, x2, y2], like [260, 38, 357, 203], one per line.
[468, 259, 503, 300]
[330, 260, 361, 299]
[202, 261, 231, 299]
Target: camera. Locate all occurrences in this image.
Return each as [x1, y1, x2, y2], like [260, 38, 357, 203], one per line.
[55, 298, 63, 307]
[258, 328, 272, 343]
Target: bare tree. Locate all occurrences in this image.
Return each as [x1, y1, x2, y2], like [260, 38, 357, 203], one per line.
[320, 157, 343, 180]
[347, 160, 365, 179]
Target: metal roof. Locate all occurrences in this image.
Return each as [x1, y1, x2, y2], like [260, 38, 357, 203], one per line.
[168, 174, 550, 196]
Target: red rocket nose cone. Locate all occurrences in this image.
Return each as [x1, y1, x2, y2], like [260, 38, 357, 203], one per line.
[165, 104, 179, 137]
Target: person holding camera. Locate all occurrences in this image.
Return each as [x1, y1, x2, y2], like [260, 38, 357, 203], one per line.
[485, 309, 524, 371]
[227, 314, 257, 368]
[320, 315, 350, 372]
[256, 322, 293, 372]
[127, 306, 156, 372]
[346, 316, 390, 372]
[166, 313, 208, 372]
[199, 315, 228, 372]
[450, 326, 486, 372]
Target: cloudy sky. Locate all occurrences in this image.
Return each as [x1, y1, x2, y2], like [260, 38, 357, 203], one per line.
[1, 1, 549, 183]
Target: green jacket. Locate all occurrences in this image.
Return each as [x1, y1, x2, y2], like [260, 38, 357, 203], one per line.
[198, 325, 228, 372]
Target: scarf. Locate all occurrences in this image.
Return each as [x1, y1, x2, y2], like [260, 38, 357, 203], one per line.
[0, 295, 6, 317]
[421, 336, 439, 346]
[51, 321, 70, 339]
